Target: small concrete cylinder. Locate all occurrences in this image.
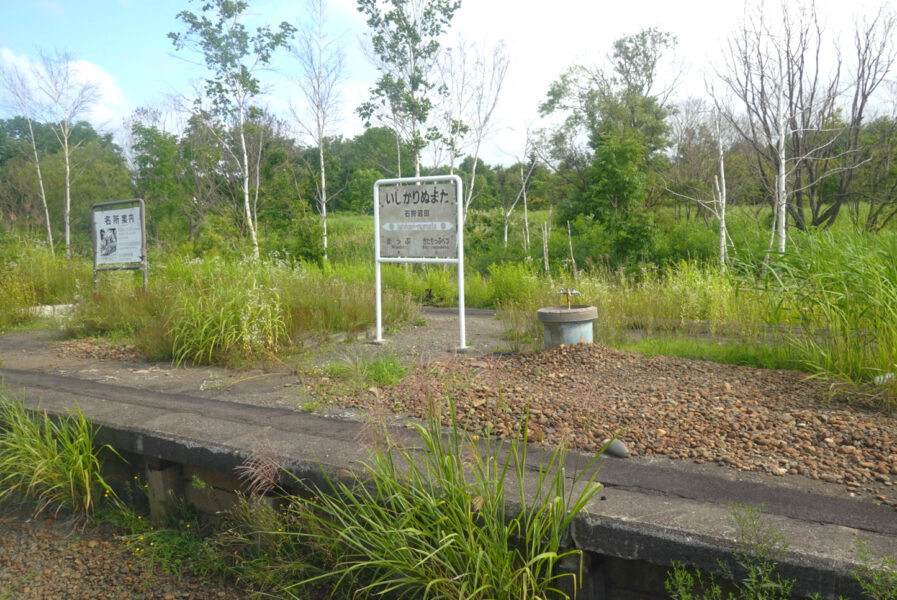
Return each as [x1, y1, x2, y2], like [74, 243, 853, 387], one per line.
[536, 305, 598, 349]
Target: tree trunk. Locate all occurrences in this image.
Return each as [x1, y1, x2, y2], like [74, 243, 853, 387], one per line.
[715, 117, 727, 269]
[774, 52, 788, 256]
[27, 118, 53, 251]
[395, 133, 402, 178]
[503, 211, 510, 247]
[239, 107, 260, 259]
[522, 164, 530, 254]
[63, 134, 71, 258]
[566, 220, 577, 280]
[319, 142, 328, 261]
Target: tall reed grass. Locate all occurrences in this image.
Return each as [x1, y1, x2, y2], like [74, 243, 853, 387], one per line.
[768, 231, 897, 408]
[0, 393, 118, 515]
[284, 401, 602, 599]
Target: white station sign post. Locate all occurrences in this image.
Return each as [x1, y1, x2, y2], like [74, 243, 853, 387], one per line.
[374, 175, 467, 350]
[91, 199, 148, 291]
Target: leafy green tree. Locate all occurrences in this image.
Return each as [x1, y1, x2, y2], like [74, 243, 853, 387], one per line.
[344, 167, 381, 213]
[170, 0, 295, 258]
[132, 123, 194, 243]
[356, 0, 461, 177]
[333, 126, 410, 177]
[541, 29, 676, 263]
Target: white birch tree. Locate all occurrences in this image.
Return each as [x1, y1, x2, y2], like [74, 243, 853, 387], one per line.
[290, 0, 344, 262]
[357, 0, 461, 179]
[33, 50, 98, 258]
[433, 39, 508, 221]
[0, 62, 54, 250]
[170, 0, 294, 259]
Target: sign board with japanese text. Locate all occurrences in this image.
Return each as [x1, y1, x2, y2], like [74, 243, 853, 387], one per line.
[373, 175, 467, 350]
[377, 181, 458, 259]
[91, 199, 147, 291]
[93, 206, 143, 265]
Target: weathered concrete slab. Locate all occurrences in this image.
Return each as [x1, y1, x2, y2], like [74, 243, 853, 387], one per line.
[1, 365, 893, 599]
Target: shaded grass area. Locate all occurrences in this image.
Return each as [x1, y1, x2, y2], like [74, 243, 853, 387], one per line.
[5, 225, 897, 410]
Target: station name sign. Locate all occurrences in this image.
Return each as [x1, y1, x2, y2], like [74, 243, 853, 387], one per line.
[377, 182, 457, 259]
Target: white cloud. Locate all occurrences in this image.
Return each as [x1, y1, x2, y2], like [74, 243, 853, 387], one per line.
[0, 48, 129, 131]
[70, 59, 129, 128]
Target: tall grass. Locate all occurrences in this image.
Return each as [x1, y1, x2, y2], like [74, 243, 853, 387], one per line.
[768, 231, 897, 407]
[282, 262, 416, 335]
[0, 394, 118, 515]
[70, 256, 418, 366]
[169, 261, 288, 366]
[493, 261, 772, 352]
[0, 234, 89, 330]
[284, 401, 603, 599]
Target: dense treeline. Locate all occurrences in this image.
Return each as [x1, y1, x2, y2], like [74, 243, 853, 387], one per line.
[3, 103, 896, 269]
[1, 0, 896, 270]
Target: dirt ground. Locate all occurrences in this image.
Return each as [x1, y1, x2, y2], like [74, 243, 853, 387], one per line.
[0, 307, 506, 412]
[1, 306, 896, 509]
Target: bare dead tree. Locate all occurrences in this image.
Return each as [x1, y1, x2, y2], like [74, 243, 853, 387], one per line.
[290, 0, 344, 261]
[433, 39, 508, 220]
[666, 96, 734, 268]
[717, 1, 841, 255]
[717, 1, 896, 254]
[0, 61, 54, 250]
[860, 85, 897, 231]
[827, 5, 897, 228]
[32, 50, 98, 258]
[431, 38, 474, 172]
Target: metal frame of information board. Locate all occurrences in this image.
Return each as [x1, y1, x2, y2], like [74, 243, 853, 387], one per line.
[91, 198, 148, 292]
[374, 175, 467, 350]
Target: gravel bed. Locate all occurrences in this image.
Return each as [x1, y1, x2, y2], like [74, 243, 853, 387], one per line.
[0, 504, 250, 599]
[338, 343, 897, 508]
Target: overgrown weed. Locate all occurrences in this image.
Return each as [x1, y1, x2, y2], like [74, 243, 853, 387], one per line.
[0, 393, 119, 516]
[281, 400, 603, 599]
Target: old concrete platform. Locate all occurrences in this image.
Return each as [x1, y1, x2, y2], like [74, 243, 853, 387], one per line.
[1, 365, 894, 599]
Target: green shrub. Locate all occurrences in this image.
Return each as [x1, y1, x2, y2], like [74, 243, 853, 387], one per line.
[283, 401, 603, 599]
[0, 395, 118, 516]
[168, 260, 288, 366]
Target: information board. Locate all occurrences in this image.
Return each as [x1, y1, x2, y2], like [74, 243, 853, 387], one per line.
[93, 206, 143, 265]
[91, 199, 147, 292]
[377, 182, 458, 258]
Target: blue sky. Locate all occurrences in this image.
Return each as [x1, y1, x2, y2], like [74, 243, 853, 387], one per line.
[1, 1, 188, 107]
[0, 0, 874, 165]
